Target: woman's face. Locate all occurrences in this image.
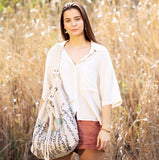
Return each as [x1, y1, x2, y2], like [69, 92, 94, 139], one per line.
[63, 8, 85, 38]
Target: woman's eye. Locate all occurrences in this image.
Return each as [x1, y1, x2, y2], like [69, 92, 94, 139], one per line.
[75, 18, 80, 21]
[66, 20, 70, 22]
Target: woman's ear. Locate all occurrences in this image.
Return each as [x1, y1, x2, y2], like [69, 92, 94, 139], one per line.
[64, 29, 68, 33]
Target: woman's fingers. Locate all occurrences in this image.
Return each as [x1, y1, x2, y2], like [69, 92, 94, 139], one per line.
[97, 130, 110, 150]
[97, 138, 105, 150]
[96, 136, 99, 148]
[97, 139, 110, 150]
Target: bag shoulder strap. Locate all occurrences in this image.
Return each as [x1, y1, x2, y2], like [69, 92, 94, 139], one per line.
[53, 44, 62, 74]
[52, 41, 67, 73]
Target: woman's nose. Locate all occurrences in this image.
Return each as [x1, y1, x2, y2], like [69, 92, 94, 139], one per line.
[71, 20, 76, 26]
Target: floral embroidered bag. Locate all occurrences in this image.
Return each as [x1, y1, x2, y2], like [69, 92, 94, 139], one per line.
[31, 44, 79, 160]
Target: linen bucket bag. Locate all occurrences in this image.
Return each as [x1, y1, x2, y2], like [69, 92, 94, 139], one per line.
[31, 44, 79, 160]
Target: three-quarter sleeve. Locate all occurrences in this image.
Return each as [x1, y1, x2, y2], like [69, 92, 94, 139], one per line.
[99, 48, 122, 108]
[41, 46, 55, 100]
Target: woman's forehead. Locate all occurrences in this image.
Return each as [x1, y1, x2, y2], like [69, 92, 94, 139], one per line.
[64, 8, 81, 19]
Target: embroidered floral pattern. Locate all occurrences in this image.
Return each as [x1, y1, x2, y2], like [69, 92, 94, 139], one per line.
[31, 92, 79, 159]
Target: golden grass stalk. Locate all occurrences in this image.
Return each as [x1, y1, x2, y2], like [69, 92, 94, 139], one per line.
[0, 0, 158, 159]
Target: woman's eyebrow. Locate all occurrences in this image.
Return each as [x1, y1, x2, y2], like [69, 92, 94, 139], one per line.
[74, 16, 81, 18]
[64, 16, 81, 20]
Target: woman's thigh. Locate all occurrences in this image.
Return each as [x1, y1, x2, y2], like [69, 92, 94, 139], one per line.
[53, 153, 72, 160]
[79, 149, 105, 160]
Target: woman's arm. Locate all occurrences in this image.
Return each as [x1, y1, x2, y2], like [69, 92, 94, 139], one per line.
[97, 104, 112, 150]
[101, 104, 112, 131]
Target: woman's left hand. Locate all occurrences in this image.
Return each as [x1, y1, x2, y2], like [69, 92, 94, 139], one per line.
[96, 130, 110, 150]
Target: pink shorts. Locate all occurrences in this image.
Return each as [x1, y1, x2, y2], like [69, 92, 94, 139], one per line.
[76, 120, 102, 150]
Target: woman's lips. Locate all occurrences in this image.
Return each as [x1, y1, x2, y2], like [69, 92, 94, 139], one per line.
[71, 29, 78, 31]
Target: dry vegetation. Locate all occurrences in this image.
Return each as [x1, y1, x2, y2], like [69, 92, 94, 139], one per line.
[0, 0, 159, 159]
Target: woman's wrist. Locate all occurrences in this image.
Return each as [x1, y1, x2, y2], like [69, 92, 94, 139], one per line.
[102, 123, 111, 130]
[100, 128, 110, 133]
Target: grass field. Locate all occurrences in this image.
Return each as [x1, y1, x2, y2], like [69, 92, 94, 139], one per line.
[0, 0, 159, 159]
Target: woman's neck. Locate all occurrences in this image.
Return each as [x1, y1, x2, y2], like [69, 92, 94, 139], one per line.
[67, 36, 90, 48]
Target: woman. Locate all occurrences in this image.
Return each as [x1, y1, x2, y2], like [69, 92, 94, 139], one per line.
[40, 2, 122, 160]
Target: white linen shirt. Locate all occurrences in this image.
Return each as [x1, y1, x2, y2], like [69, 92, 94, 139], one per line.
[41, 41, 122, 124]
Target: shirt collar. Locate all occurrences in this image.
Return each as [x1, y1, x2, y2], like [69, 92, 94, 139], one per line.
[59, 40, 101, 65]
[57, 40, 100, 55]
[91, 41, 103, 53]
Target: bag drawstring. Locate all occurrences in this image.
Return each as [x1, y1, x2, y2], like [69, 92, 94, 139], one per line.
[44, 88, 57, 160]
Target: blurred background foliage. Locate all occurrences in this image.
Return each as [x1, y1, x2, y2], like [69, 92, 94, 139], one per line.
[0, 0, 159, 160]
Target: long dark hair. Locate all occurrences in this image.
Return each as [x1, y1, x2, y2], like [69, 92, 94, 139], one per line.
[60, 2, 97, 43]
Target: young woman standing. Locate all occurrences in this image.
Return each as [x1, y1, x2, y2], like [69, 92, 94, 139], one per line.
[40, 2, 122, 160]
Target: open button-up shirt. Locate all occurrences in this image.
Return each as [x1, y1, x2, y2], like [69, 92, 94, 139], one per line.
[42, 41, 122, 124]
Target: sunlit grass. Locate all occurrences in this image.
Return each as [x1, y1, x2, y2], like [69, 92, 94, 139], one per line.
[0, 0, 158, 159]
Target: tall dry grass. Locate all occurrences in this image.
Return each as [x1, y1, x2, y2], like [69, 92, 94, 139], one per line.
[0, 0, 158, 159]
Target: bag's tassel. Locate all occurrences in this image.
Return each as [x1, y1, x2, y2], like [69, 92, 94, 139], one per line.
[44, 137, 49, 160]
[44, 88, 58, 160]
[44, 105, 54, 160]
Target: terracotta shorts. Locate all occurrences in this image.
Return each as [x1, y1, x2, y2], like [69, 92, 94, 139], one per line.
[76, 120, 102, 150]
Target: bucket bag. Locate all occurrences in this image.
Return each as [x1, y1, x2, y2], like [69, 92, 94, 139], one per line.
[31, 44, 79, 160]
